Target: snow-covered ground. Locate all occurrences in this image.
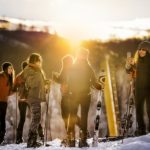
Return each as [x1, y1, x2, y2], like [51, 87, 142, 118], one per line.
[0, 134, 150, 150]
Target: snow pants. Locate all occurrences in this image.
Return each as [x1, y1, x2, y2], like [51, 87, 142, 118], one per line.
[27, 101, 41, 144]
[69, 93, 91, 138]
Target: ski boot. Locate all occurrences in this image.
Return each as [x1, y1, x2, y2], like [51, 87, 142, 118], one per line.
[38, 124, 44, 145]
[16, 138, 23, 144]
[0, 132, 6, 145]
[68, 132, 75, 147]
[79, 130, 89, 148]
[79, 139, 89, 147]
[0, 134, 4, 144]
[61, 139, 67, 147]
[27, 131, 42, 148]
[16, 131, 24, 144]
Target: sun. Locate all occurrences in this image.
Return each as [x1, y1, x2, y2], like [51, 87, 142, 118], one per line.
[48, 0, 110, 41]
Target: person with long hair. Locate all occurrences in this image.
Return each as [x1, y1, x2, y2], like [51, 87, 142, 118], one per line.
[53, 55, 74, 129]
[53, 55, 81, 142]
[0, 62, 14, 144]
[126, 41, 150, 135]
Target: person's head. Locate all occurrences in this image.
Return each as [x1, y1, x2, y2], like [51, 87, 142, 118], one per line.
[28, 53, 42, 68]
[76, 47, 89, 61]
[2, 62, 13, 75]
[137, 41, 150, 57]
[21, 61, 28, 70]
[62, 55, 73, 69]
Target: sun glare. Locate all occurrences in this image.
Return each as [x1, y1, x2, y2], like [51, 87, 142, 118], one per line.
[1, 0, 150, 42]
[49, 0, 111, 41]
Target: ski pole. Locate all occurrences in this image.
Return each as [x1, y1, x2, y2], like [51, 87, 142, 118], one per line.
[44, 81, 51, 146]
[15, 88, 18, 143]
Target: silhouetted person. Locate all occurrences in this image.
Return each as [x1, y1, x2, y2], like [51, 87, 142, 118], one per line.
[68, 48, 101, 147]
[53, 55, 81, 142]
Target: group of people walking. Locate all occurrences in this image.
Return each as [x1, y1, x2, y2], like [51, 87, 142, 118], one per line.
[1, 40, 150, 148]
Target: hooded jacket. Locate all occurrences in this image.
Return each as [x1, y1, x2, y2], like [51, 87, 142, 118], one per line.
[0, 72, 11, 101]
[22, 64, 46, 102]
[13, 71, 27, 100]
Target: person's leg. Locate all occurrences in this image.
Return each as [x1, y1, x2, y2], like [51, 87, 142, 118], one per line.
[135, 89, 146, 135]
[61, 96, 70, 130]
[38, 123, 44, 141]
[16, 101, 27, 143]
[67, 95, 79, 146]
[79, 94, 91, 147]
[0, 102, 7, 144]
[146, 90, 150, 133]
[27, 102, 41, 147]
[80, 94, 91, 135]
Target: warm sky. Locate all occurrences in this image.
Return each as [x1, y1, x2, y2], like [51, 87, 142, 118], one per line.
[0, 0, 150, 41]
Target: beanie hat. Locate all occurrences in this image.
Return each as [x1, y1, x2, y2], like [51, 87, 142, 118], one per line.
[138, 41, 150, 51]
[2, 62, 12, 72]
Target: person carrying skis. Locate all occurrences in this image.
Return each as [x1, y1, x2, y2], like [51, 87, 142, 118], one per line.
[22, 53, 47, 148]
[13, 61, 44, 144]
[68, 48, 101, 147]
[0, 62, 14, 144]
[126, 41, 150, 136]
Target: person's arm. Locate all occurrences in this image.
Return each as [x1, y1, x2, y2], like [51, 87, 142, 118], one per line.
[125, 57, 135, 74]
[52, 70, 65, 84]
[13, 73, 24, 92]
[13, 76, 18, 92]
[0, 74, 3, 92]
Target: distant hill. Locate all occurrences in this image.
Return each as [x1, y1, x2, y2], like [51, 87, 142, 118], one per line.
[0, 30, 71, 78]
[0, 29, 149, 77]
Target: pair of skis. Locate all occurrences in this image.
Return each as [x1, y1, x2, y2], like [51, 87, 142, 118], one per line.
[92, 90, 103, 147]
[121, 78, 135, 143]
[92, 70, 105, 147]
[92, 72, 135, 146]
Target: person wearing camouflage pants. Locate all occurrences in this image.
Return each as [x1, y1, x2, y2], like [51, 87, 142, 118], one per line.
[23, 53, 46, 148]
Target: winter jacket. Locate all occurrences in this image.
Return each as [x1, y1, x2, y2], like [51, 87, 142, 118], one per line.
[0, 72, 11, 101]
[56, 69, 70, 96]
[126, 53, 150, 89]
[68, 60, 101, 94]
[13, 71, 28, 100]
[135, 53, 150, 89]
[22, 64, 46, 102]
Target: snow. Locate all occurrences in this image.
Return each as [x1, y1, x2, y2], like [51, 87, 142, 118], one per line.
[0, 134, 150, 150]
[1, 77, 150, 150]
